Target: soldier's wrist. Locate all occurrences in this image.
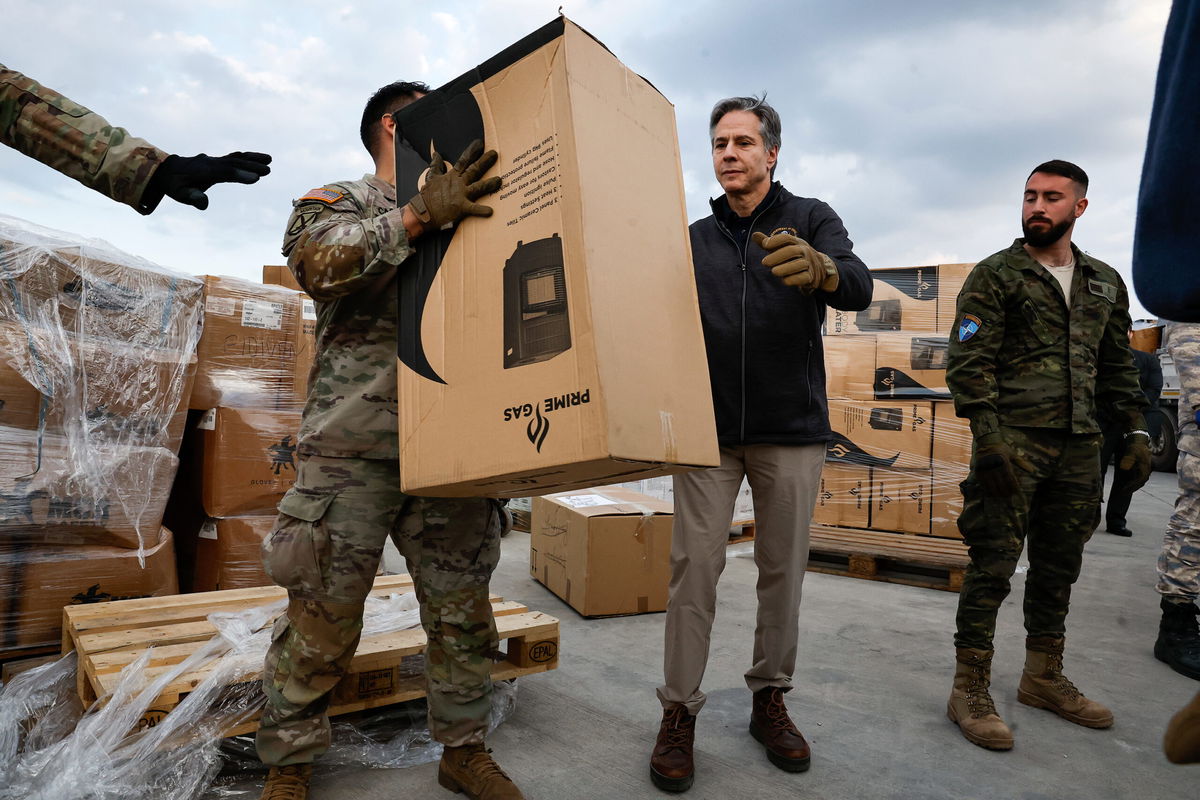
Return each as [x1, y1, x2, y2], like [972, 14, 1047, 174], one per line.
[1123, 429, 1149, 439]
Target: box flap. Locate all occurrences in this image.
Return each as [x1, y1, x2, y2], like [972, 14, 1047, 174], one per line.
[544, 486, 671, 517]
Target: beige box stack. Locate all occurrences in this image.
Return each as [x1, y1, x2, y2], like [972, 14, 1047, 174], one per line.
[168, 271, 315, 592]
[0, 214, 203, 655]
[821, 262, 975, 540]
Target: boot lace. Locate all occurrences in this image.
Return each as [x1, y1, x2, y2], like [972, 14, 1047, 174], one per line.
[965, 664, 999, 717]
[1045, 653, 1082, 700]
[759, 689, 798, 733]
[458, 745, 513, 783]
[658, 706, 695, 749]
[262, 765, 311, 800]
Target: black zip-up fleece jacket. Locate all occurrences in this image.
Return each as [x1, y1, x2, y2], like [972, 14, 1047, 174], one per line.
[690, 182, 873, 446]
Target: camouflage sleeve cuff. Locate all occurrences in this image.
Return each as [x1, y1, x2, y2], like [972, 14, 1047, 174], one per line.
[373, 207, 415, 265]
[967, 413, 1001, 439]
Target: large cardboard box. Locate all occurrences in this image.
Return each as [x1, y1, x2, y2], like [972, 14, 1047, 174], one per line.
[827, 266, 939, 335]
[263, 265, 304, 293]
[935, 263, 975, 334]
[812, 464, 871, 529]
[194, 516, 274, 591]
[391, 18, 719, 497]
[617, 475, 755, 527]
[530, 487, 673, 617]
[199, 407, 302, 517]
[873, 333, 950, 399]
[871, 468, 932, 535]
[191, 276, 314, 411]
[930, 401, 971, 539]
[823, 334, 877, 400]
[0, 526, 177, 655]
[826, 399, 933, 471]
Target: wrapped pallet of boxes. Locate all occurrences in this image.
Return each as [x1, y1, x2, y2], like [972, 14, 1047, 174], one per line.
[391, 17, 719, 497]
[530, 487, 673, 617]
[193, 516, 274, 591]
[826, 263, 973, 336]
[930, 401, 972, 539]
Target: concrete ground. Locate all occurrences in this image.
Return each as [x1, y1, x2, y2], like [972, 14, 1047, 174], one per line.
[239, 471, 1197, 798]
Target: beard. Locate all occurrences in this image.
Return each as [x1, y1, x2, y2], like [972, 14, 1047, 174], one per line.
[1022, 215, 1073, 248]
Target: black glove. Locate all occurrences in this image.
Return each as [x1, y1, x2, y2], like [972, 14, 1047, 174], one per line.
[974, 432, 1031, 498]
[143, 151, 272, 211]
[1112, 431, 1152, 494]
[408, 139, 502, 230]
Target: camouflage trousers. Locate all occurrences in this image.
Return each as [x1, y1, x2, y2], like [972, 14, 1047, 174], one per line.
[1158, 452, 1200, 600]
[255, 455, 503, 766]
[954, 427, 1102, 651]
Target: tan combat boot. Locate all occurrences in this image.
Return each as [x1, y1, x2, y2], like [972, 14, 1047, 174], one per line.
[438, 743, 525, 799]
[947, 647, 1014, 750]
[260, 764, 312, 800]
[1017, 636, 1113, 728]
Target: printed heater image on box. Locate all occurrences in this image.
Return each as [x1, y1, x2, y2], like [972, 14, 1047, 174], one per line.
[504, 234, 571, 368]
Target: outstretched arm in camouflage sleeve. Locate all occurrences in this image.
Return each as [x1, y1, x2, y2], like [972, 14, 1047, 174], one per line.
[0, 64, 269, 214]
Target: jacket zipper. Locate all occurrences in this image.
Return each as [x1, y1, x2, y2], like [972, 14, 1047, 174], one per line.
[713, 191, 780, 444]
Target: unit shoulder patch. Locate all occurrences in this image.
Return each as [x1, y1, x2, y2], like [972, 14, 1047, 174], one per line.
[958, 313, 982, 342]
[297, 187, 346, 204]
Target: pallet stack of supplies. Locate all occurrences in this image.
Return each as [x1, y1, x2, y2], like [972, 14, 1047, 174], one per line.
[192, 516, 274, 591]
[930, 401, 972, 539]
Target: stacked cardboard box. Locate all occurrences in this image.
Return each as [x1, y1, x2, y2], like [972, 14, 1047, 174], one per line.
[820, 263, 976, 539]
[168, 272, 315, 591]
[0, 214, 201, 655]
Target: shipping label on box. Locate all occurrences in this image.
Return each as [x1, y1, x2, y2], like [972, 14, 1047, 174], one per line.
[392, 18, 719, 497]
[826, 399, 932, 471]
[823, 334, 877, 400]
[200, 407, 302, 517]
[812, 464, 871, 529]
[827, 266, 939, 335]
[530, 486, 672, 617]
[873, 333, 950, 399]
[871, 468, 932, 535]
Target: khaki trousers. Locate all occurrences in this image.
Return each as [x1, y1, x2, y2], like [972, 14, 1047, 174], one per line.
[657, 443, 825, 715]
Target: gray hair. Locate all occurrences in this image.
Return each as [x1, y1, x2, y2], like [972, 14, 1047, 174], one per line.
[708, 94, 781, 151]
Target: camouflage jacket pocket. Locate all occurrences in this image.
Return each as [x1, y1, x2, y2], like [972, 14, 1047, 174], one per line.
[1019, 298, 1056, 346]
[262, 490, 337, 597]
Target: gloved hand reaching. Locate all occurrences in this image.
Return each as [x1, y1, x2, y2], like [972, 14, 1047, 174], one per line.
[147, 151, 272, 210]
[751, 231, 839, 292]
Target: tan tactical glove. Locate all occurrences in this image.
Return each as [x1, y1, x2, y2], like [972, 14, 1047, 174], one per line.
[408, 139, 501, 230]
[1112, 430, 1152, 494]
[751, 231, 839, 292]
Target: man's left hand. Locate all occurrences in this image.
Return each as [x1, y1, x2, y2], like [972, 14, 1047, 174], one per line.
[1113, 432, 1152, 493]
[151, 152, 272, 210]
[751, 231, 839, 292]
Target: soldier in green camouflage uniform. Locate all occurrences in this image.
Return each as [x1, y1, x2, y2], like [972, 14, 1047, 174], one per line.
[254, 81, 525, 800]
[0, 64, 269, 213]
[1155, 322, 1200, 681]
[944, 160, 1149, 751]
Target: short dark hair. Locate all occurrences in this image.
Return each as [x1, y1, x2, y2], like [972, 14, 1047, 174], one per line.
[708, 94, 782, 152]
[1028, 159, 1089, 196]
[359, 81, 431, 159]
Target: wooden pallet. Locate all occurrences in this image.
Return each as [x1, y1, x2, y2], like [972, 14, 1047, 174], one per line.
[728, 524, 755, 545]
[806, 525, 968, 592]
[62, 574, 560, 736]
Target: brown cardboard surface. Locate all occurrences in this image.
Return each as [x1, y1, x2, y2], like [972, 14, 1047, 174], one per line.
[813, 464, 871, 529]
[529, 486, 672, 617]
[199, 407, 302, 517]
[0, 323, 195, 452]
[262, 265, 304, 293]
[1130, 326, 1162, 353]
[823, 334, 877, 400]
[395, 20, 718, 497]
[871, 468, 932, 535]
[0, 426, 177, 548]
[827, 265, 939, 334]
[935, 263, 976, 334]
[826, 399, 933, 471]
[873, 332, 950, 399]
[0, 526, 177, 654]
[194, 516, 274, 591]
[192, 275, 314, 411]
[930, 401, 970, 538]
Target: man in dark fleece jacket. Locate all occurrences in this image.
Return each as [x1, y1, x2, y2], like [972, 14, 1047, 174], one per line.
[649, 95, 872, 793]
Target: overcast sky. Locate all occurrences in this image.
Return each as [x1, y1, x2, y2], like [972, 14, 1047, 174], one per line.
[1, 0, 1171, 319]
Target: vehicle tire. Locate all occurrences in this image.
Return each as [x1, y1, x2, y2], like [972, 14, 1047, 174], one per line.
[1150, 408, 1179, 473]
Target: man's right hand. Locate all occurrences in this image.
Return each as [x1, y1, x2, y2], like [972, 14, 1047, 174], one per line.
[408, 139, 502, 230]
[974, 432, 1030, 498]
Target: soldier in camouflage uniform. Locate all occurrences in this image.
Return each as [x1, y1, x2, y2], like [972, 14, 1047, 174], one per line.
[0, 64, 270, 213]
[945, 160, 1150, 751]
[255, 82, 523, 800]
[1155, 322, 1200, 681]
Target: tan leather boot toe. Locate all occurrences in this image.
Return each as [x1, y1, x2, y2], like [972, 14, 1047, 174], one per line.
[1017, 636, 1113, 729]
[438, 743, 525, 799]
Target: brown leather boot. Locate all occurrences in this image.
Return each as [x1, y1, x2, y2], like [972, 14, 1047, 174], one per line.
[946, 648, 1014, 750]
[1017, 636, 1113, 728]
[438, 743, 525, 799]
[649, 704, 696, 792]
[749, 687, 811, 772]
[1165, 690, 1200, 764]
[260, 764, 312, 800]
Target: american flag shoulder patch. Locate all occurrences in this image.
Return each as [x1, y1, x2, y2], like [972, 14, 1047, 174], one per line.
[297, 187, 346, 204]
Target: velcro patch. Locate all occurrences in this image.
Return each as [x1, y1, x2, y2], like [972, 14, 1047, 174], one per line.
[297, 187, 345, 204]
[958, 313, 982, 342]
[1087, 279, 1117, 303]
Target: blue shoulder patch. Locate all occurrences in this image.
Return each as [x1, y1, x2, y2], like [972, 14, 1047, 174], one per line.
[958, 313, 982, 342]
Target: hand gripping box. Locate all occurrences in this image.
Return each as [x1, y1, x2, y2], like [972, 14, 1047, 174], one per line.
[391, 17, 719, 497]
[530, 487, 673, 617]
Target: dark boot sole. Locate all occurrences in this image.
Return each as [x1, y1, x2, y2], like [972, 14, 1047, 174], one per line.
[1154, 640, 1200, 681]
[945, 703, 1013, 750]
[649, 765, 693, 793]
[749, 723, 811, 772]
[1016, 688, 1114, 728]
